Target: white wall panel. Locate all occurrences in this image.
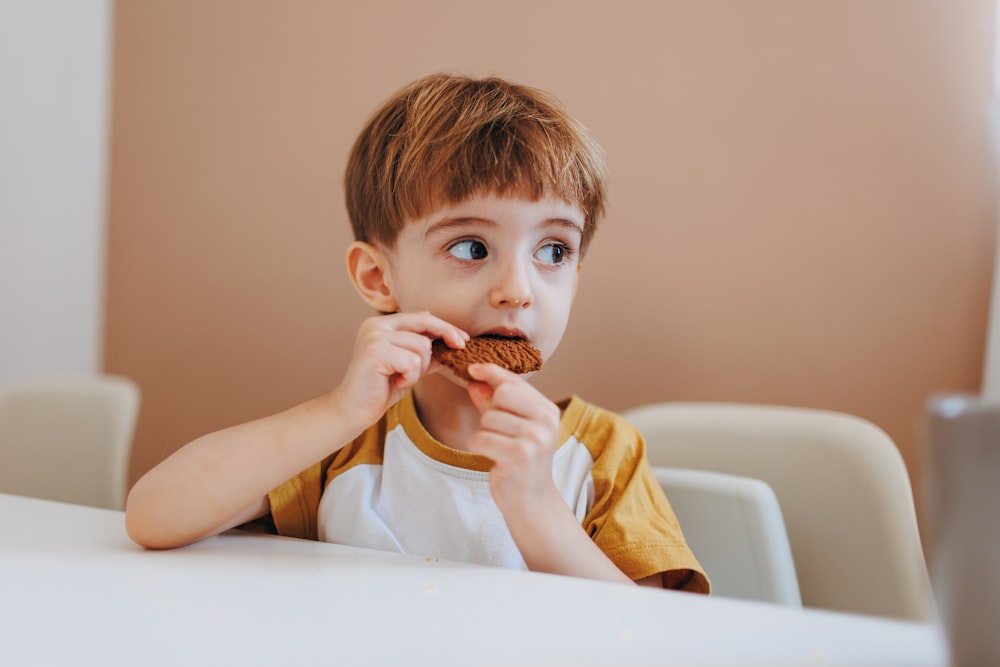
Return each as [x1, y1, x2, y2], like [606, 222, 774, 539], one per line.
[0, 0, 112, 384]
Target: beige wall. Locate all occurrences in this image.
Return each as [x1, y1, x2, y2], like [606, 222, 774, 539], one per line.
[108, 1, 997, 505]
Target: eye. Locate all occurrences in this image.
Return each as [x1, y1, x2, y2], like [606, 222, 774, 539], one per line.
[534, 243, 571, 265]
[447, 240, 488, 261]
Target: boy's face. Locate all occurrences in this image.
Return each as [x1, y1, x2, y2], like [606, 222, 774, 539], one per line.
[379, 192, 585, 364]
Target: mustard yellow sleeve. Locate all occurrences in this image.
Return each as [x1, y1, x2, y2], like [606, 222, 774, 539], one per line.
[265, 417, 387, 540]
[268, 457, 330, 541]
[578, 406, 710, 593]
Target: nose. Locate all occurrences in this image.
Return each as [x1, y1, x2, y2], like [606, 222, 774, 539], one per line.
[489, 257, 533, 309]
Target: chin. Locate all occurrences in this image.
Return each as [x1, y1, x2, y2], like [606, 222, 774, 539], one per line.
[425, 369, 469, 391]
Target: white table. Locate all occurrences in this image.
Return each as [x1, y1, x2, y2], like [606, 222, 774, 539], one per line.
[0, 493, 948, 666]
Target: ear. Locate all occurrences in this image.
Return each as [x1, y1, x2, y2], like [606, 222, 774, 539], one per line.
[346, 241, 399, 312]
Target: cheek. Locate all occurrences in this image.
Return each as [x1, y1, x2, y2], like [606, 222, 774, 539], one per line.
[393, 277, 475, 316]
[541, 272, 580, 308]
[536, 293, 576, 356]
[386, 260, 449, 306]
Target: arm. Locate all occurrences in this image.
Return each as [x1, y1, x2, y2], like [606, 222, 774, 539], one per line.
[464, 363, 635, 586]
[125, 312, 468, 550]
[125, 393, 353, 549]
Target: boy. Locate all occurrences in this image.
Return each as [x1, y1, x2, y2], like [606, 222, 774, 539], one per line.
[125, 73, 708, 592]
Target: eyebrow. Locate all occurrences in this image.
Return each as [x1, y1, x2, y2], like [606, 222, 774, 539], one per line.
[423, 217, 496, 239]
[423, 216, 584, 239]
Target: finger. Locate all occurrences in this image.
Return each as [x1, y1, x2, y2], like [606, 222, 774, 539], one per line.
[467, 380, 494, 413]
[466, 365, 544, 418]
[382, 311, 469, 349]
[478, 409, 525, 437]
[480, 418, 557, 463]
[359, 331, 431, 381]
[465, 364, 522, 412]
[378, 327, 457, 378]
[373, 344, 427, 388]
[466, 430, 512, 461]
[465, 362, 518, 387]
[467, 431, 542, 472]
[379, 329, 433, 359]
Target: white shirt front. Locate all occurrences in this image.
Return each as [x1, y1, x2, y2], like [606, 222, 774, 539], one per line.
[317, 421, 596, 568]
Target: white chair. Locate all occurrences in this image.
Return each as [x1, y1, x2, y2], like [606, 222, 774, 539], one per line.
[0, 374, 140, 510]
[654, 466, 801, 606]
[626, 402, 935, 621]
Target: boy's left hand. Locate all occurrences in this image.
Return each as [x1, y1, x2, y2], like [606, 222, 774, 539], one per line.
[465, 362, 634, 586]
[465, 363, 562, 519]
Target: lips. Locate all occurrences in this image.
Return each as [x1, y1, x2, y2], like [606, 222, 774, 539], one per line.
[478, 327, 528, 341]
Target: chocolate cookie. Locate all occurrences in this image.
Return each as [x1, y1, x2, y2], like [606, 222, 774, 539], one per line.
[432, 335, 543, 381]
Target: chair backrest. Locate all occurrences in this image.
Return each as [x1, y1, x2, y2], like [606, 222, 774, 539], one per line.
[625, 402, 935, 621]
[654, 466, 801, 606]
[0, 374, 140, 510]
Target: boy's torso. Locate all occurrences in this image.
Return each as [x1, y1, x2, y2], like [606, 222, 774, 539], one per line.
[265, 390, 708, 588]
[316, 391, 600, 568]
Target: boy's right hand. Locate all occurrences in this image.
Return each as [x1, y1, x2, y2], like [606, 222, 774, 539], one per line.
[332, 312, 468, 433]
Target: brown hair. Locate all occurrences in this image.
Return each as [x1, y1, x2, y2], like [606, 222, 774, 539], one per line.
[344, 73, 607, 252]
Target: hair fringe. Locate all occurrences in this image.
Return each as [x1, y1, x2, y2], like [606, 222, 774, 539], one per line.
[345, 74, 607, 252]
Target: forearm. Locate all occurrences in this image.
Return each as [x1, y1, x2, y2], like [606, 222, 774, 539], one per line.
[504, 489, 634, 585]
[125, 391, 357, 549]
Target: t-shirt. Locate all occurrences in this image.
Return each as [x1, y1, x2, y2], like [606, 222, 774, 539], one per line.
[267, 391, 708, 592]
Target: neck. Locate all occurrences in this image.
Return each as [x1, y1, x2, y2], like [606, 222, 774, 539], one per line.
[411, 373, 482, 452]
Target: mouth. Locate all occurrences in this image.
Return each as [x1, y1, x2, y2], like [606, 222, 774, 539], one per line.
[477, 327, 528, 342]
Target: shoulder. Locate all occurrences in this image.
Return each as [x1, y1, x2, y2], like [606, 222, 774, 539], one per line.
[269, 408, 394, 540]
[557, 395, 646, 460]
